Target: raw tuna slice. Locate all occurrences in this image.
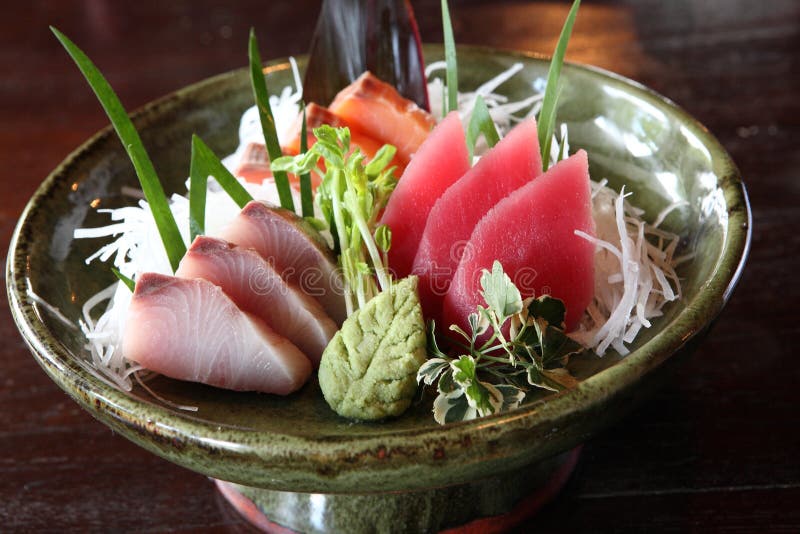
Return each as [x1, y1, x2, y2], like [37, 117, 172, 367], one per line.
[176, 236, 337, 365]
[443, 150, 595, 333]
[412, 119, 543, 321]
[329, 72, 435, 165]
[217, 200, 347, 325]
[123, 273, 312, 394]
[380, 111, 469, 278]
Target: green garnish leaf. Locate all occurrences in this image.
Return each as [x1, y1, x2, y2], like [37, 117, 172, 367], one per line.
[298, 103, 314, 219]
[479, 260, 523, 323]
[527, 295, 567, 329]
[495, 384, 526, 411]
[189, 135, 254, 241]
[419, 261, 584, 425]
[433, 389, 471, 424]
[249, 28, 295, 212]
[51, 27, 186, 272]
[466, 95, 500, 161]
[111, 268, 135, 292]
[451, 354, 477, 386]
[417, 357, 450, 386]
[538, 0, 580, 171]
[441, 0, 458, 116]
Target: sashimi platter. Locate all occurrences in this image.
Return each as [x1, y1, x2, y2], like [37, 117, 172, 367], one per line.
[7, 0, 749, 531]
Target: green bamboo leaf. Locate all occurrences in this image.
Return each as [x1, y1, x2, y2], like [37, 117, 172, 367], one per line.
[538, 0, 580, 171]
[111, 268, 135, 292]
[299, 103, 314, 218]
[189, 135, 254, 241]
[466, 95, 500, 161]
[51, 27, 186, 272]
[441, 0, 458, 116]
[249, 29, 295, 212]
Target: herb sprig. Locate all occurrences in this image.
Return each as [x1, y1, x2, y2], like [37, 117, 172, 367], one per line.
[417, 261, 583, 424]
[271, 126, 397, 315]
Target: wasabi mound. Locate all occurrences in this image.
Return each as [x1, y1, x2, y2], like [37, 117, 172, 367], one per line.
[318, 277, 426, 420]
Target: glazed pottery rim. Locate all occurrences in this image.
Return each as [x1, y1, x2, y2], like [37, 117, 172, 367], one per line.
[7, 45, 751, 492]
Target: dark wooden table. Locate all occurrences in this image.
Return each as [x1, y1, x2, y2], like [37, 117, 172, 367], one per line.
[2, 1, 798, 531]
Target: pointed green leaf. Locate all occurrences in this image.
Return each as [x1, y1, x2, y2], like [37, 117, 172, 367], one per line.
[441, 0, 458, 115]
[538, 0, 580, 171]
[299, 103, 314, 218]
[111, 268, 135, 292]
[189, 135, 254, 241]
[51, 27, 186, 272]
[249, 29, 295, 212]
[466, 95, 500, 161]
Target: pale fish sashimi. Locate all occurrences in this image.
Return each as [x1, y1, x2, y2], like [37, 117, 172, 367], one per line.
[123, 273, 312, 394]
[218, 200, 347, 325]
[176, 236, 337, 365]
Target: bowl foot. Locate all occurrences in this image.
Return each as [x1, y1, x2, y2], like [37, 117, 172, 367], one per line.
[215, 446, 581, 533]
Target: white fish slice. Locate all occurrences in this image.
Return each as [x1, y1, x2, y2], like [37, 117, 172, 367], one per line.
[219, 200, 347, 325]
[177, 236, 337, 365]
[122, 272, 312, 394]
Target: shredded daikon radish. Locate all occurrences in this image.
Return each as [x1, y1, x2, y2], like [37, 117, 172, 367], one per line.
[426, 61, 544, 141]
[572, 182, 684, 355]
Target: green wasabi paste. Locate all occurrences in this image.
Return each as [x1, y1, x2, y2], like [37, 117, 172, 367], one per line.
[318, 276, 426, 420]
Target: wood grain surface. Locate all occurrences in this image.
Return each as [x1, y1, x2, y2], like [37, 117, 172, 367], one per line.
[2, 1, 798, 531]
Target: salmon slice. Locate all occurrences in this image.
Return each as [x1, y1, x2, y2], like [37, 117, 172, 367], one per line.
[123, 272, 312, 394]
[233, 142, 319, 189]
[218, 200, 347, 325]
[234, 142, 272, 184]
[329, 71, 435, 165]
[282, 102, 404, 175]
[176, 236, 337, 365]
[283, 103, 384, 157]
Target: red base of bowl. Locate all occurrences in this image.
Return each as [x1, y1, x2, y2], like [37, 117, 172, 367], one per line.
[216, 446, 581, 533]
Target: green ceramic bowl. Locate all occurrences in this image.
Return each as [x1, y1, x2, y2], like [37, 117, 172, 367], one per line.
[7, 46, 750, 532]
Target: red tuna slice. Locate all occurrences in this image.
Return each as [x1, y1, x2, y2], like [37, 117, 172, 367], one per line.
[176, 236, 338, 366]
[123, 273, 312, 394]
[380, 111, 469, 279]
[411, 118, 543, 322]
[217, 201, 347, 325]
[443, 150, 595, 333]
